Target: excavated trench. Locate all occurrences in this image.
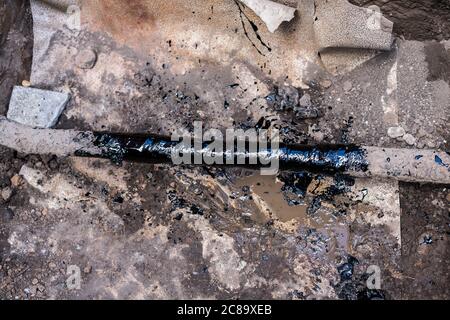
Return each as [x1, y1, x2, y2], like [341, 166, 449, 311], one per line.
[0, 0, 449, 300]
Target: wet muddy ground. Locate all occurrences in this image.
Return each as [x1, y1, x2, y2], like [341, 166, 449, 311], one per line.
[0, 0, 449, 300]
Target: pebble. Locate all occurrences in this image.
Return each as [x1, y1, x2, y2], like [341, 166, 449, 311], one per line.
[10, 174, 22, 187]
[84, 265, 92, 274]
[403, 133, 416, 146]
[1, 187, 12, 201]
[320, 79, 332, 89]
[76, 49, 97, 69]
[31, 278, 39, 285]
[416, 128, 428, 139]
[426, 141, 436, 148]
[21, 80, 31, 87]
[343, 81, 353, 92]
[299, 93, 312, 108]
[387, 126, 406, 139]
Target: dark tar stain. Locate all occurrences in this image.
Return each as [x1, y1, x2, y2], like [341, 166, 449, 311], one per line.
[82, 133, 370, 175]
[435, 155, 449, 170]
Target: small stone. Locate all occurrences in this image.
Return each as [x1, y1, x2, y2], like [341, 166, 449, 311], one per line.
[299, 93, 312, 108]
[10, 175, 22, 187]
[83, 265, 92, 274]
[76, 49, 97, 69]
[343, 81, 352, 92]
[1, 187, 12, 201]
[320, 79, 332, 89]
[147, 172, 153, 179]
[48, 262, 57, 269]
[403, 133, 416, 146]
[417, 141, 425, 149]
[416, 128, 428, 139]
[31, 278, 39, 285]
[387, 126, 406, 139]
[21, 80, 31, 87]
[7, 86, 70, 129]
[170, 182, 176, 188]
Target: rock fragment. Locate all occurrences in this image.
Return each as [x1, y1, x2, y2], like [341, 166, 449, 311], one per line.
[7, 86, 70, 128]
[1, 187, 12, 201]
[239, 0, 296, 33]
[343, 81, 353, 92]
[388, 126, 406, 139]
[75, 49, 97, 69]
[320, 79, 333, 89]
[403, 134, 417, 146]
[299, 93, 312, 107]
[10, 175, 22, 188]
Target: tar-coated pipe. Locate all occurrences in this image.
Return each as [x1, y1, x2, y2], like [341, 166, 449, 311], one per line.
[0, 117, 449, 184]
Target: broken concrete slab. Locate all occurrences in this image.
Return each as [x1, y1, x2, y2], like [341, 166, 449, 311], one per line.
[320, 48, 380, 75]
[240, 0, 296, 33]
[30, 0, 80, 75]
[6, 86, 70, 128]
[0, 116, 100, 156]
[314, 0, 393, 52]
[314, 0, 393, 74]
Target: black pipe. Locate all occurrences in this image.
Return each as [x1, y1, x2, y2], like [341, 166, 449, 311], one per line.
[77, 132, 369, 174]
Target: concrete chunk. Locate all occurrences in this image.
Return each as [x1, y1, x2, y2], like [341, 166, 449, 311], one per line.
[240, 0, 296, 33]
[7, 86, 70, 128]
[314, 0, 393, 52]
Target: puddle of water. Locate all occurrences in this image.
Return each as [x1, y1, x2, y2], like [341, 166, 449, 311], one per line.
[236, 173, 307, 223]
[236, 172, 351, 256]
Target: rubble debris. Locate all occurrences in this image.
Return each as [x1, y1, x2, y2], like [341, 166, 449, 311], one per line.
[265, 86, 321, 119]
[239, 0, 296, 33]
[6, 86, 70, 128]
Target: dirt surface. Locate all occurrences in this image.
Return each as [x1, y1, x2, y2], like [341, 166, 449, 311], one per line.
[399, 183, 449, 300]
[0, 0, 449, 300]
[349, 0, 450, 41]
[0, 0, 33, 115]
